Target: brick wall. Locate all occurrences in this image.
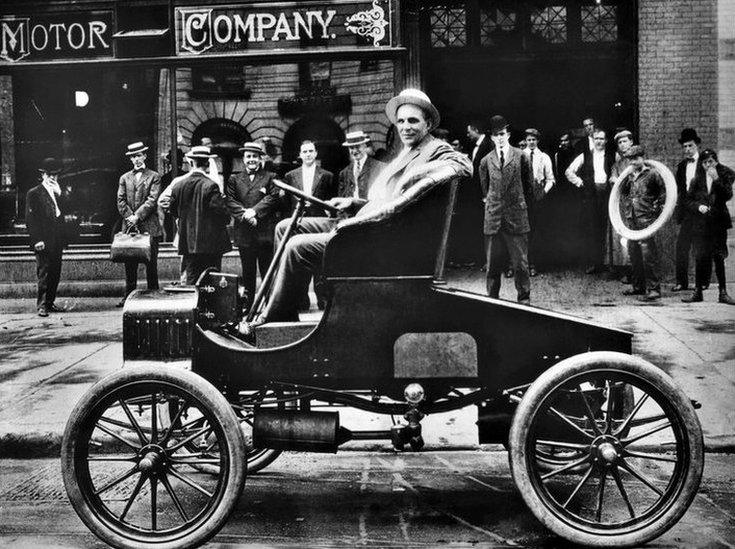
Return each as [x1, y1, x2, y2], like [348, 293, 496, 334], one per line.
[719, 0, 735, 167]
[637, 0, 719, 277]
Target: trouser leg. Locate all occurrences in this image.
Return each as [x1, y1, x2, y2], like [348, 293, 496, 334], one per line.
[263, 232, 332, 322]
[145, 238, 160, 290]
[239, 248, 257, 309]
[124, 261, 138, 295]
[504, 232, 530, 302]
[639, 238, 660, 292]
[485, 233, 507, 298]
[46, 247, 63, 306]
[35, 251, 50, 308]
[692, 236, 710, 289]
[712, 231, 728, 290]
[186, 254, 222, 286]
[675, 222, 692, 287]
[627, 240, 644, 291]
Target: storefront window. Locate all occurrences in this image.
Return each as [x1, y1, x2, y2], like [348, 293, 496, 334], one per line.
[581, 5, 618, 43]
[530, 6, 567, 44]
[430, 6, 467, 48]
[479, 6, 519, 48]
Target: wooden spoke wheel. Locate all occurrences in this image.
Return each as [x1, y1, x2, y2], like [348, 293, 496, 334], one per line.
[62, 366, 246, 549]
[509, 352, 703, 547]
[608, 159, 677, 241]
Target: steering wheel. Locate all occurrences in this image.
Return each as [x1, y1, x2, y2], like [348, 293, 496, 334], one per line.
[273, 179, 341, 216]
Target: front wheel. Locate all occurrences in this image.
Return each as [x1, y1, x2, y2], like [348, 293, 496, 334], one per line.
[62, 366, 246, 549]
[509, 351, 703, 547]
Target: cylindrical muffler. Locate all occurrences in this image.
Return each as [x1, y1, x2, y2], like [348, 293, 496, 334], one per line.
[253, 410, 341, 452]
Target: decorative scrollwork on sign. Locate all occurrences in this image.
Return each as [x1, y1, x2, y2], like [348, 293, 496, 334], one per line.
[345, 0, 389, 46]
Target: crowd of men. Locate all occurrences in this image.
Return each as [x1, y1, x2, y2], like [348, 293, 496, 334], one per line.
[25, 90, 735, 318]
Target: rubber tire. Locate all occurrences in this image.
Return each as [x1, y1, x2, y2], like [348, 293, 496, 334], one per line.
[608, 159, 677, 241]
[509, 351, 703, 548]
[61, 365, 246, 549]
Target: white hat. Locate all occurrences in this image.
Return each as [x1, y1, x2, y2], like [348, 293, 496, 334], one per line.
[385, 88, 440, 131]
[185, 145, 216, 159]
[125, 142, 148, 156]
[342, 131, 371, 147]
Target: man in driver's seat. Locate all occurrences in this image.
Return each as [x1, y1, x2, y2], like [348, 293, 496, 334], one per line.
[238, 89, 472, 334]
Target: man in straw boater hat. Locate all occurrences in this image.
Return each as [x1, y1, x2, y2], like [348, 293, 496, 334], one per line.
[337, 130, 385, 201]
[25, 158, 68, 317]
[116, 141, 163, 307]
[237, 88, 472, 335]
[225, 141, 281, 311]
[168, 145, 231, 284]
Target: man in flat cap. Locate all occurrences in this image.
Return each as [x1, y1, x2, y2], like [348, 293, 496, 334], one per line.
[672, 128, 704, 292]
[116, 142, 162, 307]
[619, 146, 664, 301]
[338, 131, 385, 201]
[238, 88, 471, 333]
[226, 141, 281, 310]
[523, 128, 555, 277]
[608, 129, 635, 282]
[26, 158, 68, 316]
[480, 115, 534, 304]
[169, 146, 231, 284]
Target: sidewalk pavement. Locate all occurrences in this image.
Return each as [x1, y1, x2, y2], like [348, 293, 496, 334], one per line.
[0, 269, 733, 458]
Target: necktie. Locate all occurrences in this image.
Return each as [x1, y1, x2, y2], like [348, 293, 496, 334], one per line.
[530, 150, 534, 166]
[353, 160, 361, 182]
[500, 150, 504, 168]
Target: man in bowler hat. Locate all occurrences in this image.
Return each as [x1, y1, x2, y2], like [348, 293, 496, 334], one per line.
[25, 158, 68, 316]
[480, 115, 534, 304]
[116, 142, 163, 307]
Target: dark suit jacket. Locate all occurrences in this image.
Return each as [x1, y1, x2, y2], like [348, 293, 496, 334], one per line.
[337, 156, 385, 201]
[170, 171, 231, 255]
[25, 184, 67, 251]
[285, 165, 337, 216]
[225, 168, 281, 247]
[674, 158, 704, 224]
[117, 168, 163, 237]
[685, 163, 734, 235]
[471, 135, 494, 194]
[480, 146, 534, 235]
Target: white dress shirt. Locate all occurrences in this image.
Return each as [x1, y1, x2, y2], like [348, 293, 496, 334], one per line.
[525, 148, 555, 191]
[472, 134, 486, 161]
[301, 164, 316, 195]
[566, 151, 608, 187]
[42, 180, 61, 217]
[352, 157, 365, 199]
[685, 153, 699, 191]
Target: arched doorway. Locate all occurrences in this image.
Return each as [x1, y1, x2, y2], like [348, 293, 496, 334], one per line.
[191, 118, 251, 181]
[282, 116, 348, 177]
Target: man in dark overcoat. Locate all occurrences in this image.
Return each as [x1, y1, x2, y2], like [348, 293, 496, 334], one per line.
[170, 146, 231, 285]
[225, 142, 281, 309]
[337, 131, 384, 201]
[116, 141, 162, 306]
[681, 149, 735, 305]
[25, 158, 68, 316]
[480, 115, 534, 304]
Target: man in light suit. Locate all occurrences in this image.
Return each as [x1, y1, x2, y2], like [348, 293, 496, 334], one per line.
[239, 88, 472, 332]
[480, 115, 534, 304]
[338, 131, 385, 200]
[26, 158, 68, 317]
[116, 142, 162, 307]
[226, 142, 281, 310]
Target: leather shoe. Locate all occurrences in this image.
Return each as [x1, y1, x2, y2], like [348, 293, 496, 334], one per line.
[115, 297, 127, 308]
[622, 288, 645, 296]
[681, 290, 703, 303]
[670, 284, 687, 292]
[37, 307, 48, 317]
[719, 291, 735, 305]
[529, 266, 537, 277]
[637, 290, 661, 302]
[47, 304, 65, 313]
[620, 274, 631, 285]
[504, 268, 514, 278]
[584, 265, 597, 275]
[702, 284, 710, 290]
[518, 298, 531, 306]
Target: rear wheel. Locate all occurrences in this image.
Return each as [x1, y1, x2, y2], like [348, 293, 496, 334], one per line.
[509, 352, 703, 547]
[62, 366, 246, 549]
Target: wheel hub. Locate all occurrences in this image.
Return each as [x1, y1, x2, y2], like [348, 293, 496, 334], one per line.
[592, 436, 621, 466]
[137, 445, 166, 473]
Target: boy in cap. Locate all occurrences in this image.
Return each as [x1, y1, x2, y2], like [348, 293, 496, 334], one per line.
[681, 149, 735, 305]
[116, 142, 162, 307]
[523, 128, 555, 276]
[619, 146, 664, 301]
[26, 158, 68, 316]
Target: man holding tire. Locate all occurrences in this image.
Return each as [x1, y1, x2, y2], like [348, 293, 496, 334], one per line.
[619, 146, 664, 301]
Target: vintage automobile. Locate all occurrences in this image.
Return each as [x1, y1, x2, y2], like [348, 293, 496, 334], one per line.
[61, 169, 702, 549]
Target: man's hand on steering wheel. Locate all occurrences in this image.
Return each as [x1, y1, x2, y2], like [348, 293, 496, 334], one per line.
[326, 197, 355, 215]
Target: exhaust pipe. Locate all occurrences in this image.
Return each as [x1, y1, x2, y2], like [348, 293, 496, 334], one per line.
[253, 410, 349, 452]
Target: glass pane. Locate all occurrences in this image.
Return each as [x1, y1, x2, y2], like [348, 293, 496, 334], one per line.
[480, 7, 519, 47]
[430, 7, 467, 48]
[581, 5, 618, 43]
[530, 6, 567, 44]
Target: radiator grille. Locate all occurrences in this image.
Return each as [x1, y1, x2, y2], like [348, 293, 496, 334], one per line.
[124, 316, 193, 359]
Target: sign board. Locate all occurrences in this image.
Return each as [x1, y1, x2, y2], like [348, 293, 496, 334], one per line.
[0, 11, 113, 63]
[175, 0, 392, 56]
